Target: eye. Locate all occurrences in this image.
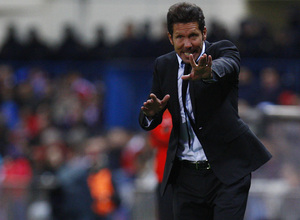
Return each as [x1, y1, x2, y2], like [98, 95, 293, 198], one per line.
[190, 33, 198, 38]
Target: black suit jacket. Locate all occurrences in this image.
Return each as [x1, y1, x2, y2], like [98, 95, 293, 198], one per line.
[139, 40, 272, 195]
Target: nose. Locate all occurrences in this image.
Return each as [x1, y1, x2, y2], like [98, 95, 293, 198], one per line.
[183, 39, 192, 49]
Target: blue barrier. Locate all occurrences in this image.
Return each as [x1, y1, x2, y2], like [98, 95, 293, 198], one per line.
[1, 58, 299, 130]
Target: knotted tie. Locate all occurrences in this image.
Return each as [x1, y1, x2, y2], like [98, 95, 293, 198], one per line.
[182, 63, 191, 107]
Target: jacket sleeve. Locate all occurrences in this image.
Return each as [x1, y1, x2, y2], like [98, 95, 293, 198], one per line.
[139, 58, 165, 131]
[209, 40, 240, 80]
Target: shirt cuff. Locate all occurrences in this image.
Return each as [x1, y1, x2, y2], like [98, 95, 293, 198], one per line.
[143, 116, 154, 128]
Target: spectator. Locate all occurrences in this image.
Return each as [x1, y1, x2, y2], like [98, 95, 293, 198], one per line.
[111, 22, 138, 58]
[256, 67, 283, 106]
[85, 136, 121, 220]
[106, 127, 131, 171]
[87, 26, 110, 60]
[0, 24, 25, 60]
[238, 66, 259, 106]
[51, 71, 104, 132]
[153, 20, 174, 57]
[53, 24, 87, 60]
[207, 20, 232, 42]
[22, 27, 51, 60]
[135, 20, 156, 58]
[236, 18, 275, 58]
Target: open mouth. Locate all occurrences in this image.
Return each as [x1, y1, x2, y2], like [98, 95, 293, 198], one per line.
[183, 51, 196, 59]
[184, 52, 192, 56]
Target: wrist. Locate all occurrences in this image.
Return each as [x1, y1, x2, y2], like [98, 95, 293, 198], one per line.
[204, 71, 213, 79]
[202, 72, 216, 83]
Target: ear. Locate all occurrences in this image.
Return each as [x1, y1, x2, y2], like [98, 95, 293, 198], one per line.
[202, 26, 207, 41]
[168, 32, 174, 45]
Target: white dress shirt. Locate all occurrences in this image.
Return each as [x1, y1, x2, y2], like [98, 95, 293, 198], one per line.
[145, 43, 208, 161]
[176, 43, 207, 161]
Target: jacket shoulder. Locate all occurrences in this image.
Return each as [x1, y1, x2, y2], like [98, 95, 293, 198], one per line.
[206, 40, 237, 48]
[206, 40, 239, 55]
[153, 51, 178, 74]
[155, 51, 177, 64]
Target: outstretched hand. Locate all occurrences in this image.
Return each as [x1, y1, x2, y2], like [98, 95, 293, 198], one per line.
[181, 53, 213, 81]
[141, 93, 170, 117]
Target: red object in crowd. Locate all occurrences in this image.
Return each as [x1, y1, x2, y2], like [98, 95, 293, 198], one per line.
[1, 157, 33, 188]
[149, 110, 172, 183]
[88, 168, 117, 216]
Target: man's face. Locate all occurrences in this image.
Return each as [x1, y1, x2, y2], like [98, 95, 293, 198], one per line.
[168, 22, 207, 64]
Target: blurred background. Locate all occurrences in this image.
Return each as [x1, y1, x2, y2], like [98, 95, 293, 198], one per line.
[0, 0, 300, 219]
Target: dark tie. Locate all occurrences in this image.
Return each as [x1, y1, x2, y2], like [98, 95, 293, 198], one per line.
[182, 63, 191, 107]
[182, 63, 192, 148]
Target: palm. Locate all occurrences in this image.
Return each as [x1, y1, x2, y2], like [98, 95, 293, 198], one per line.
[141, 93, 170, 117]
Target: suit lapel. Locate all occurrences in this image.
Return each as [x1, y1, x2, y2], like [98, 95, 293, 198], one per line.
[189, 82, 197, 119]
[169, 55, 181, 116]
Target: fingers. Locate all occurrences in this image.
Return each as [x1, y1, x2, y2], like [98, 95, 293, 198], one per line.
[141, 106, 153, 117]
[198, 54, 207, 67]
[141, 101, 153, 116]
[141, 93, 170, 116]
[181, 74, 191, 81]
[141, 106, 148, 112]
[183, 54, 213, 81]
[198, 54, 212, 67]
[207, 55, 212, 67]
[189, 54, 197, 68]
[149, 93, 157, 101]
[149, 93, 170, 107]
[143, 93, 156, 105]
[189, 53, 212, 68]
[161, 94, 170, 105]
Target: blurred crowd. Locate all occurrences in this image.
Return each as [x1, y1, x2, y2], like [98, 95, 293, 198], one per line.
[0, 11, 300, 220]
[0, 8, 299, 61]
[0, 21, 173, 61]
[0, 65, 155, 219]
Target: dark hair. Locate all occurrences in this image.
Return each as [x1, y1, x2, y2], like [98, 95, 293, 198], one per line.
[167, 2, 205, 36]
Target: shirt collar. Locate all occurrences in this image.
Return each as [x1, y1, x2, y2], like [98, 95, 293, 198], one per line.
[176, 42, 206, 68]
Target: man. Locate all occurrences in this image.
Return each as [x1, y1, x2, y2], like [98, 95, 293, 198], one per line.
[139, 2, 272, 220]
